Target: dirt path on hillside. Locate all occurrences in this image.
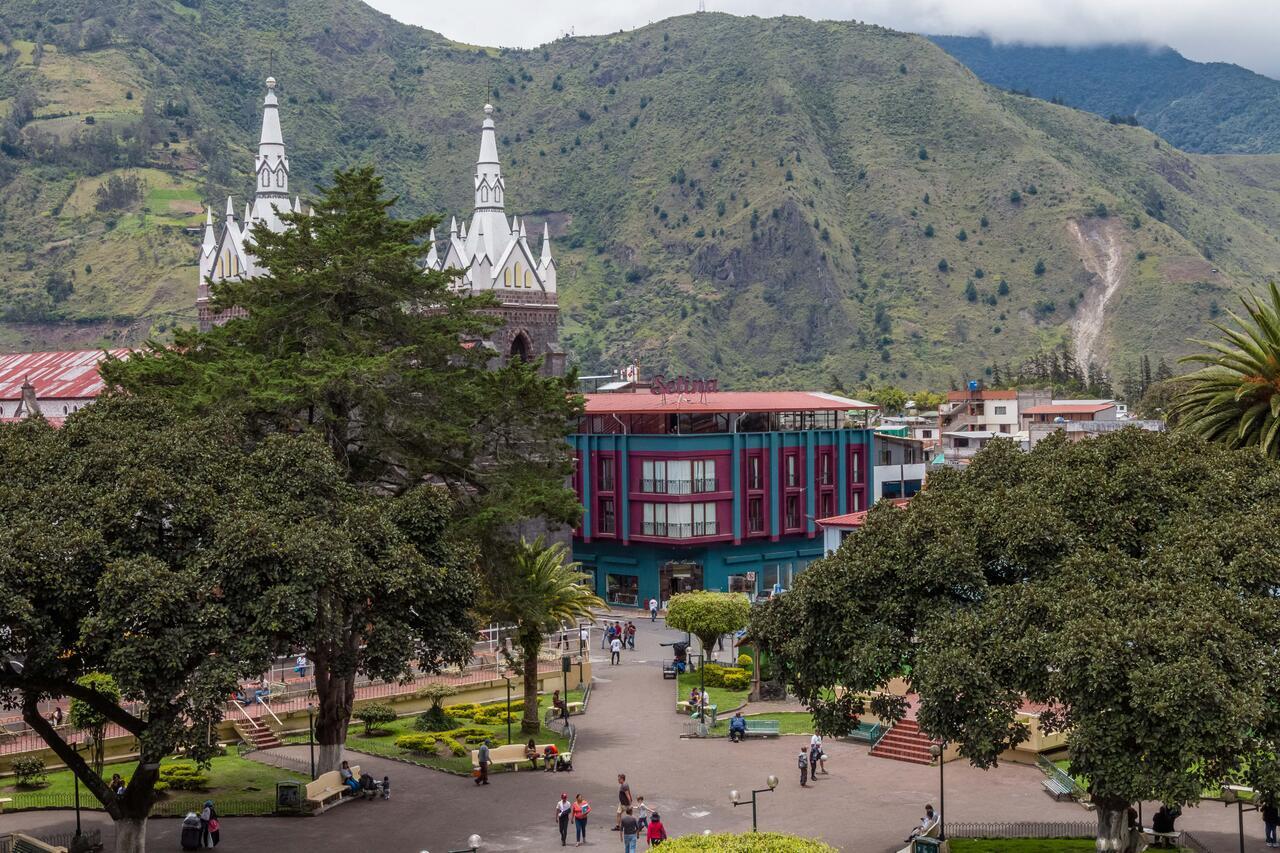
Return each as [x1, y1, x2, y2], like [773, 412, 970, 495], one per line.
[1069, 218, 1128, 369]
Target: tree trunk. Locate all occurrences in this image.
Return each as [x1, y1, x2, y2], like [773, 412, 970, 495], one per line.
[313, 654, 356, 773]
[1094, 797, 1130, 852]
[521, 632, 542, 736]
[114, 816, 147, 853]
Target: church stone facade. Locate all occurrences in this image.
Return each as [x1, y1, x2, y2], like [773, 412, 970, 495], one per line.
[197, 87, 563, 376]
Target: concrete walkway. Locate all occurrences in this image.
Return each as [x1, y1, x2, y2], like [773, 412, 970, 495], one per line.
[0, 614, 1267, 851]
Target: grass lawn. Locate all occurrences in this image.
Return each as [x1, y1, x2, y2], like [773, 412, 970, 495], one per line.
[1052, 759, 1245, 801]
[343, 687, 584, 775]
[3, 753, 308, 814]
[677, 671, 749, 712]
[949, 840, 1094, 853]
[697, 711, 818, 738]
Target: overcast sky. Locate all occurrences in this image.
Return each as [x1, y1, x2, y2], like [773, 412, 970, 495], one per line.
[364, 0, 1280, 79]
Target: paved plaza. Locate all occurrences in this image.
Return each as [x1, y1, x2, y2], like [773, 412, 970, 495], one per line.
[0, 615, 1268, 851]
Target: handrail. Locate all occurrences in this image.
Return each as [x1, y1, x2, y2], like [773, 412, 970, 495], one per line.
[258, 699, 284, 729]
[868, 722, 888, 748]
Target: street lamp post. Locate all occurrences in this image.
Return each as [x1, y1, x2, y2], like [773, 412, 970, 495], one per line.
[1223, 786, 1258, 853]
[730, 775, 779, 831]
[929, 742, 946, 841]
[307, 702, 316, 781]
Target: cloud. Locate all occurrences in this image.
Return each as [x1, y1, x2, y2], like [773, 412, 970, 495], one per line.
[364, 0, 1280, 78]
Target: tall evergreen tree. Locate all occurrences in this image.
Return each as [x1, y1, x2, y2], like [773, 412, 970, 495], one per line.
[1154, 357, 1173, 382]
[105, 167, 580, 769]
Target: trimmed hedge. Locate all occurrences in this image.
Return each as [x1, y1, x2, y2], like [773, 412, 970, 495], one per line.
[158, 764, 209, 791]
[395, 733, 438, 753]
[721, 669, 751, 691]
[660, 832, 836, 851]
[700, 663, 748, 689]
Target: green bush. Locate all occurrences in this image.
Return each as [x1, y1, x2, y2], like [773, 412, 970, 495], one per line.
[737, 653, 754, 671]
[446, 727, 492, 744]
[354, 702, 397, 736]
[701, 663, 748, 688]
[158, 764, 209, 791]
[660, 831, 836, 851]
[438, 736, 466, 757]
[722, 669, 751, 691]
[12, 755, 46, 788]
[414, 706, 457, 732]
[443, 703, 477, 719]
[394, 733, 438, 753]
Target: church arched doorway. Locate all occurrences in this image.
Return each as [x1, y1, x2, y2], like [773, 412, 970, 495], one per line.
[509, 331, 532, 363]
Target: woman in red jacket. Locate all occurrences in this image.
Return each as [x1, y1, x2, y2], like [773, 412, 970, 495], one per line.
[646, 812, 668, 847]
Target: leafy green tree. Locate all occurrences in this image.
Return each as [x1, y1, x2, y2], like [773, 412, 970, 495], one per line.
[863, 386, 908, 416]
[1176, 283, 1280, 456]
[665, 591, 751, 660]
[354, 702, 397, 736]
[911, 390, 947, 411]
[68, 674, 119, 779]
[485, 538, 603, 735]
[103, 167, 571, 768]
[751, 431, 1280, 850]
[0, 397, 354, 852]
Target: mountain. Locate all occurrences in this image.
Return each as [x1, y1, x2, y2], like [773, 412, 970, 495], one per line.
[930, 36, 1280, 155]
[2, 2, 1280, 391]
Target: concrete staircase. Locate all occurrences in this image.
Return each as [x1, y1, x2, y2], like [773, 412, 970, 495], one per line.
[869, 719, 936, 765]
[234, 717, 283, 751]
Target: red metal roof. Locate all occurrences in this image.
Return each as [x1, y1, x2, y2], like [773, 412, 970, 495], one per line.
[817, 498, 910, 529]
[0, 349, 128, 401]
[582, 391, 877, 416]
[1021, 403, 1115, 416]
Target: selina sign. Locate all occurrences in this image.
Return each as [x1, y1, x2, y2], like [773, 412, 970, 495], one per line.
[651, 375, 719, 395]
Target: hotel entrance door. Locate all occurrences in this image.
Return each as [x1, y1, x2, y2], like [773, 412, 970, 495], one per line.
[659, 562, 703, 606]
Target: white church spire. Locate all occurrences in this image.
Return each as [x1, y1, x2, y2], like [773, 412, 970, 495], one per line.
[539, 222, 552, 266]
[475, 104, 503, 212]
[251, 77, 291, 232]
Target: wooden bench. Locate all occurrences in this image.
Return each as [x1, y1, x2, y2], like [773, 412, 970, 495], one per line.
[742, 719, 780, 737]
[304, 764, 361, 812]
[470, 743, 571, 772]
[11, 833, 68, 853]
[1042, 776, 1075, 801]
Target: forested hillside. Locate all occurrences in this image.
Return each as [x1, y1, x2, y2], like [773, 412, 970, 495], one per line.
[2, 1, 1279, 389]
[931, 36, 1280, 155]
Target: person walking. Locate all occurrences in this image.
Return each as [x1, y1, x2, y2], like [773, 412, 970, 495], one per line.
[476, 740, 491, 786]
[626, 621, 636, 650]
[798, 746, 809, 787]
[556, 793, 573, 847]
[635, 796, 651, 832]
[614, 774, 634, 831]
[649, 598, 659, 622]
[601, 623, 612, 651]
[200, 799, 220, 847]
[1264, 800, 1279, 848]
[646, 812, 668, 847]
[810, 734, 828, 774]
[572, 794, 590, 847]
[610, 634, 622, 665]
[620, 806, 640, 853]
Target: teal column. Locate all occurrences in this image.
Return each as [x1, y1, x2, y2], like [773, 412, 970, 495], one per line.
[867, 430, 876, 508]
[805, 430, 816, 536]
[769, 432, 781, 539]
[580, 435, 592, 539]
[836, 429, 849, 514]
[619, 435, 631, 543]
[731, 431, 742, 542]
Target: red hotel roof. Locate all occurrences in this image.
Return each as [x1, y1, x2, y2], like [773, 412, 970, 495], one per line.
[817, 498, 911, 529]
[0, 349, 129, 401]
[1021, 402, 1115, 416]
[582, 391, 877, 416]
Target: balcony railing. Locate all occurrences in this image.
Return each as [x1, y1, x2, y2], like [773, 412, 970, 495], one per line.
[641, 521, 718, 538]
[640, 478, 718, 494]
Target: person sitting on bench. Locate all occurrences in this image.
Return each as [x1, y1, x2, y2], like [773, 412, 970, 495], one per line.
[543, 743, 559, 772]
[728, 712, 747, 742]
[552, 689, 569, 721]
[1151, 805, 1180, 847]
[339, 761, 360, 794]
[525, 738, 540, 770]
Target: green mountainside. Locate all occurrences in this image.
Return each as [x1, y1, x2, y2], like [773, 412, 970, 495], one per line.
[1, 1, 1279, 390]
[930, 36, 1280, 155]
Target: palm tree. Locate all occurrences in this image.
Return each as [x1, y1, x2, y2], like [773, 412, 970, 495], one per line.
[487, 537, 604, 735]
[1177, 282, 1280, 457]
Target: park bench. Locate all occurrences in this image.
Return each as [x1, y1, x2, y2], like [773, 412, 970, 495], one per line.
[894, 818, 940, 853]
[1141, 829, 1181, 848]
[0, 796, 14, 812]
[742, 719, 780, 737]
[847, 721, 881, 743]
[1042, 776, 1075, 801]
[304, 764, 361, 812]
[543, 702, 584, 725]
[471, 743, 572, 772]
[10, 835, 67, 853]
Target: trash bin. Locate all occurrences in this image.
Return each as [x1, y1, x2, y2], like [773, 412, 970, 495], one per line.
[275, 780, 304, 814]
[707, 706, 719, 727]
[913, 837, 943, 853]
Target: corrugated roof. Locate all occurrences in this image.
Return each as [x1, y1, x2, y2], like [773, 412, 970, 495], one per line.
[582, 391, 877, 415]
[946, 389, 1017, 401]
[0, 349, 128, 401]
[817, 498, 910, 529]
[1022, 403, 1115, 416]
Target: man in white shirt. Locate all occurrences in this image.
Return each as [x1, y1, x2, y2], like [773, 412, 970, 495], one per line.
[810, 734, 827, 774]
[610, 635, 623, 665]
[648, 598, 659, 622]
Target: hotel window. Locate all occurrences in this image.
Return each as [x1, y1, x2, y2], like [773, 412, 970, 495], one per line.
[692, 459, 716, 493]
[762, 562, 794, 594]
[643, 502, 668, 536]
[820, 492, 834, 519]
[727, 573, 755, 596]
[747, 455, 763, 490]
[606, 573, 639, 606]
[641, 460, 667, 493]
[849, 491, 861, 512]
[598, 498, 616, 534]
[786, 454, 798, 487]
[785, 495, 801, 530]
[747, 497, 764, 533]
[820, 453, 832, 485]
[598, 458, 614, 492]
[691, 502, 717, 536]
[642, 502, 716, 538]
